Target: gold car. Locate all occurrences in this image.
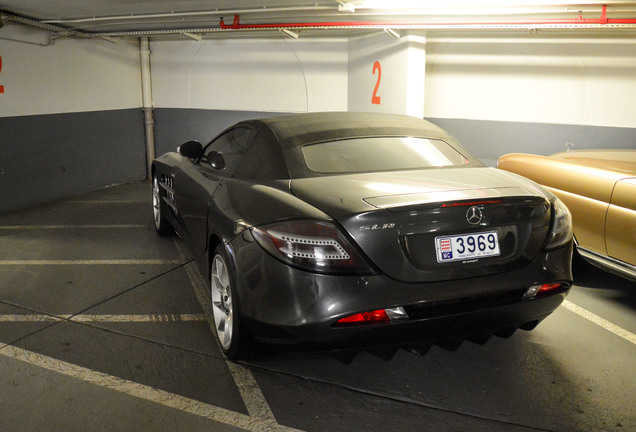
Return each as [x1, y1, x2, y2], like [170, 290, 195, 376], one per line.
[498, 149, 636, 281]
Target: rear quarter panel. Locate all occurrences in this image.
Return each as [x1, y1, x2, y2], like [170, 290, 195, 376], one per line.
[497, 153, 622, 256]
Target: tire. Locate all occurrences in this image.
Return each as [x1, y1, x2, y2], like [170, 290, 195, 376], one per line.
[210, 245, 257, 360]
[152, 175, 174, 236]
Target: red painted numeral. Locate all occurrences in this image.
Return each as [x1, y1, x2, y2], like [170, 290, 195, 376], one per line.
[372, 61, 381, 105]
[0, 55, 4, 93]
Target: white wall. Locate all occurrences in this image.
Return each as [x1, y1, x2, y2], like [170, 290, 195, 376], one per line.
[0, 25, 141, 117]
[424, 33, 636, 129]
[151, 37, 348, 113]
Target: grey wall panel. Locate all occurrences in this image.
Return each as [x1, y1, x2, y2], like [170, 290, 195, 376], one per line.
[0, 109, 146, 214]
[153, 108, 284, 156]
[427, 118, 636, 166]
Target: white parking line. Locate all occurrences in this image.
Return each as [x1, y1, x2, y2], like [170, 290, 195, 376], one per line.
[0, 314, 206, 323]
[0, 314, 62, 322]
[0, 225, 148, 229]
[0, 260, 183, 265]
[562, 300, 636, 345]
[175, 240, 281, 424]
[70, 314, 207, 323]
[0, 344, 291, 432]
[69, 200, 145, 204]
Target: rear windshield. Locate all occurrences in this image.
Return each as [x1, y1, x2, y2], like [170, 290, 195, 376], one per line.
[302, 137, 469, 174]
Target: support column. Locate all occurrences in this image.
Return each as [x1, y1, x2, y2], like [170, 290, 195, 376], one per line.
[348, 32, 426, 118]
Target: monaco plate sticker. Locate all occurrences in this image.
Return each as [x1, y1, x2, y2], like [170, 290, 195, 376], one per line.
[435, 231, 500, 263]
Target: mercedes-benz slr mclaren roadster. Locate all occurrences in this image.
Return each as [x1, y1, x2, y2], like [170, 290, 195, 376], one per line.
[151, 112, 573, 360]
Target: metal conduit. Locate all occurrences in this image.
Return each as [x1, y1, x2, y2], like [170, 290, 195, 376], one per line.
[4, 4, 636, 38]
[218, 6, 636, 31]
[139, 37, 155, 179]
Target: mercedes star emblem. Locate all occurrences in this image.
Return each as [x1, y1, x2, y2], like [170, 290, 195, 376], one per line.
[466, 206, 483, 225]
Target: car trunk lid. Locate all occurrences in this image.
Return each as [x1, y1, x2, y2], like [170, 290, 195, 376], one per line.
[291, 168, 552, 283]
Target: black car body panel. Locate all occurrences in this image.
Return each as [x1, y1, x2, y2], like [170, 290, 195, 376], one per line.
[152, 112, 573, 353]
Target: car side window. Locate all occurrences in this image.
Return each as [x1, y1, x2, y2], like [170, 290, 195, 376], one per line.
[203, 127, 252, 175]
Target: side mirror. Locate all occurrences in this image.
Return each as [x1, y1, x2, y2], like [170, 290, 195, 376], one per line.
[207, 151, 226, 170]
[178, 140, 203, 160]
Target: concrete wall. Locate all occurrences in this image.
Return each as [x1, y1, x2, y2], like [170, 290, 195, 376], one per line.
[150, 38, 348, 113]
[2, 25, 635, 213]
[0, 25, 145, 213]
[149, 37, 349, 154]
[424, 33, 636, 164]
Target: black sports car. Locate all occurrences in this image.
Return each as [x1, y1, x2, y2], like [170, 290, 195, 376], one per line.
[151, 112, 573, 360]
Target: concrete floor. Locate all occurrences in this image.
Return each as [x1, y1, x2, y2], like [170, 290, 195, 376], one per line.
[0, 181, 634, 432]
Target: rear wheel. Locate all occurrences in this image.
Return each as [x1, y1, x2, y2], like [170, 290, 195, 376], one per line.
[210, 245, 257, 360]
[152, 175, 174, 236]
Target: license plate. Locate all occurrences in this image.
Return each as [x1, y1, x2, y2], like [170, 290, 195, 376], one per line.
[435, 231, 500, 263]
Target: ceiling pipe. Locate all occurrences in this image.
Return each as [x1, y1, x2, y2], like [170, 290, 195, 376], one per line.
[139, 37, 155, 179]
[41, 5, 335, 25]
[4, 4, 636, 39]
[219, 6, 636, 31]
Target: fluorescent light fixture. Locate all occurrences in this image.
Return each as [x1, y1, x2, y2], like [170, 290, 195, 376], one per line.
[101, 36, 118, 44]
[280, 28, 299, 39]
[358, 0, 607, 8]
[384, 28, 401, 38]
[338, 2, 356, 12]
[182, 32, 203, 41]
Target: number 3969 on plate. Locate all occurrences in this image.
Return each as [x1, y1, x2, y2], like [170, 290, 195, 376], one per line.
[435, 231, 501, 263]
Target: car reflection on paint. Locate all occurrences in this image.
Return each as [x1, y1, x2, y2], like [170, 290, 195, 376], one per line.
[498, 149, 636, 282]
[151, 112, 573, 360]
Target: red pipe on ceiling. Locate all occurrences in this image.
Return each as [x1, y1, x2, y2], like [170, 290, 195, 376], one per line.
[219, 6, 636, 30]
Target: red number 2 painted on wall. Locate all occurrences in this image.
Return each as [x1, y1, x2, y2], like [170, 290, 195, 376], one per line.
[371, 61, 381, 105]
[0, 55, 4, 94]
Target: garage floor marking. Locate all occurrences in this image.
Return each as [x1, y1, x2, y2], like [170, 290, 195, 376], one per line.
[0, 314, 62, 322]
[70, 313, 207, 323]
[70, 200, 145, 204]
[0, 259, 183, 265]
[0, 344, 297, 432]
[562, 300, 636, 345]
[176, 240, 280, 424]
[0, 224, 149, 230]
[0, 314, 206, 323]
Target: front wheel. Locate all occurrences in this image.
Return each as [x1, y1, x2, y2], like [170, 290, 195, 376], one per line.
[210, 245, 257, 360]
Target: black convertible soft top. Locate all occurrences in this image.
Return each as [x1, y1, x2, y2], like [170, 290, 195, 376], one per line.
[258, 111, 450, 148]
[231, 112, 480, 180]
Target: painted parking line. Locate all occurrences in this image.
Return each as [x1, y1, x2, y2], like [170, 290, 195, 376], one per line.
[174, 240, 281, 424]
[0, 259, 183, 265]
[0, 314, 207, 323]
[0, 344, 299, 432]
[562, 300, 636, 346]
[0, 225, 149, 229]
[69, 200, 146, 204]
[0, 314, 62, 322]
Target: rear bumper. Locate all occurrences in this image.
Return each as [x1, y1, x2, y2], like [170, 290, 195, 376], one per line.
[229, 231, 573, 348]
[244, 291, 567, 349]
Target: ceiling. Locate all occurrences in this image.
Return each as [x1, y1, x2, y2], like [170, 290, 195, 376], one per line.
[2, 1, 636, 39]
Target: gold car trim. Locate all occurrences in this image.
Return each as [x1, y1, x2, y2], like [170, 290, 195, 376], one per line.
[577, 245, 636, 283]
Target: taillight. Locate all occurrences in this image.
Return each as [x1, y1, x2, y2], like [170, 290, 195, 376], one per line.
[337, 310, 390, 324]
[335, 307, 408, 326]
[523, 282, 564, 299]
[251, 220, 375, 274]
[544, 197, 573, 250]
